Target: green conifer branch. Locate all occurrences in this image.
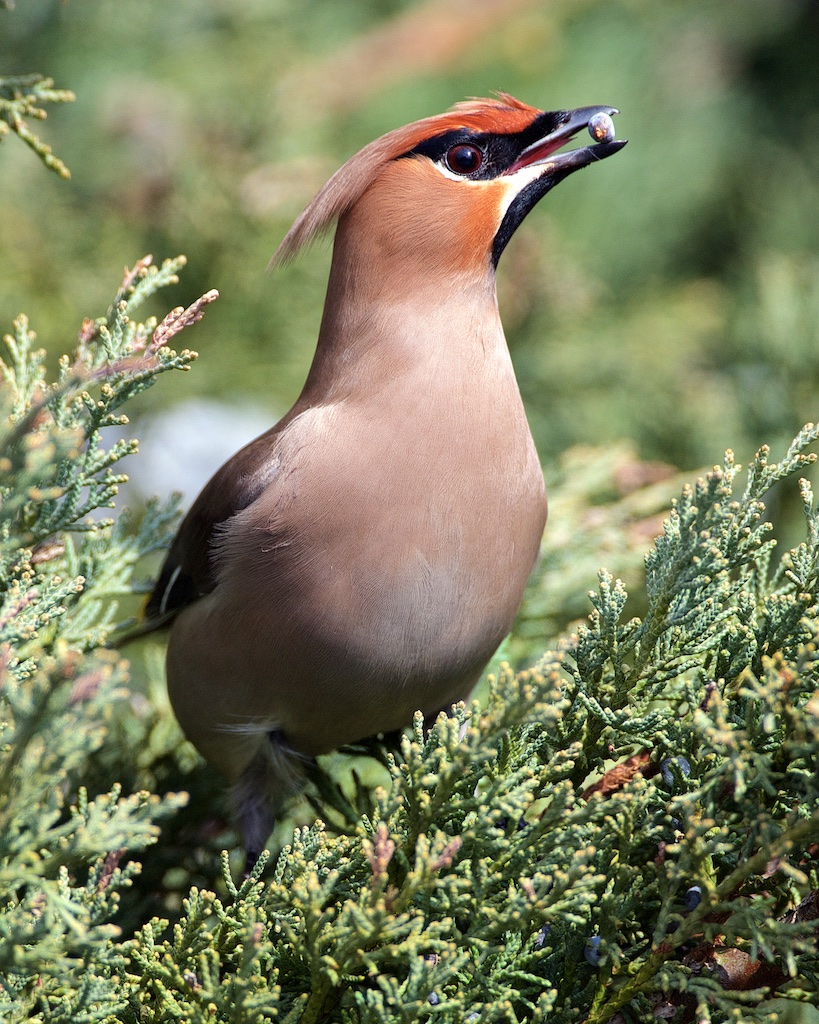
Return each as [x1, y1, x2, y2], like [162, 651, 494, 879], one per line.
[0, 256, 218, 1022]
[0, 257, 213, 655]
[0, 73, 75, 178]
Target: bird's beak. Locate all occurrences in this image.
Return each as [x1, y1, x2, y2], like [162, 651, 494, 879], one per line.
[507, 105, 626, 177]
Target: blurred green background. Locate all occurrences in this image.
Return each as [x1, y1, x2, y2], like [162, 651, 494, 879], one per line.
[3, 0, 819, 485]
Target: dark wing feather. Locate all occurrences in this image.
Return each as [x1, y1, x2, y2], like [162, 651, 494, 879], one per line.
[143, 420, 287, 625]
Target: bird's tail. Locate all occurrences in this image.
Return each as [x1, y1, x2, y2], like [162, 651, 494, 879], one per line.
[232, 729, 311, 869]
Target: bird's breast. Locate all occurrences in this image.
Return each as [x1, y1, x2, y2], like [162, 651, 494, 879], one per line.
[233, 374, 541, 642]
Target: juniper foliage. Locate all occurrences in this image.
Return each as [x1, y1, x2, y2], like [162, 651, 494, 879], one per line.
[0, 256, 213, 1021]
[0, 73, 75, 179]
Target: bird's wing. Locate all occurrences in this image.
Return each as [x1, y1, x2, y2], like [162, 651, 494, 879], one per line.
[142, 423, 285, 626]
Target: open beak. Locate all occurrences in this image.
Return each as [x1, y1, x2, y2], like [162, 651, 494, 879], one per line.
[507, 105, 626, 176]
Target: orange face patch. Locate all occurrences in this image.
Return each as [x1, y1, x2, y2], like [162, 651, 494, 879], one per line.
[342, 157, 515, 278]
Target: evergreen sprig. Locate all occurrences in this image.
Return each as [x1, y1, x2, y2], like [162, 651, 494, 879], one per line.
[0, 73, 75, 178]
[0, 257, 213, 1022]
[0, 255, 212, 655]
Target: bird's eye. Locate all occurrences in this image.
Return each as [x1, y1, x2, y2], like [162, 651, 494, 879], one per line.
[445, 144, 483, 175]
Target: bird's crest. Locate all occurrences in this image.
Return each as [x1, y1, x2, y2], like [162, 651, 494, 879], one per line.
[270, 94, 541, 266]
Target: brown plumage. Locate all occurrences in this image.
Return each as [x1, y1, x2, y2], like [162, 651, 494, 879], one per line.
[145, 95, 626, 857]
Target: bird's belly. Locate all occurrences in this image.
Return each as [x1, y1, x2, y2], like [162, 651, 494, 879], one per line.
[171, 543, 529, 769]
[286, 546, 513, 709]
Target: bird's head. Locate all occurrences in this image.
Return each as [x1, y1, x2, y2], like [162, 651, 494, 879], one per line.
[272, 95, 626, 282]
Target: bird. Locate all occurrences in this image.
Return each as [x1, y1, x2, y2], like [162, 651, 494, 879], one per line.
[143, 94, 626, 859]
